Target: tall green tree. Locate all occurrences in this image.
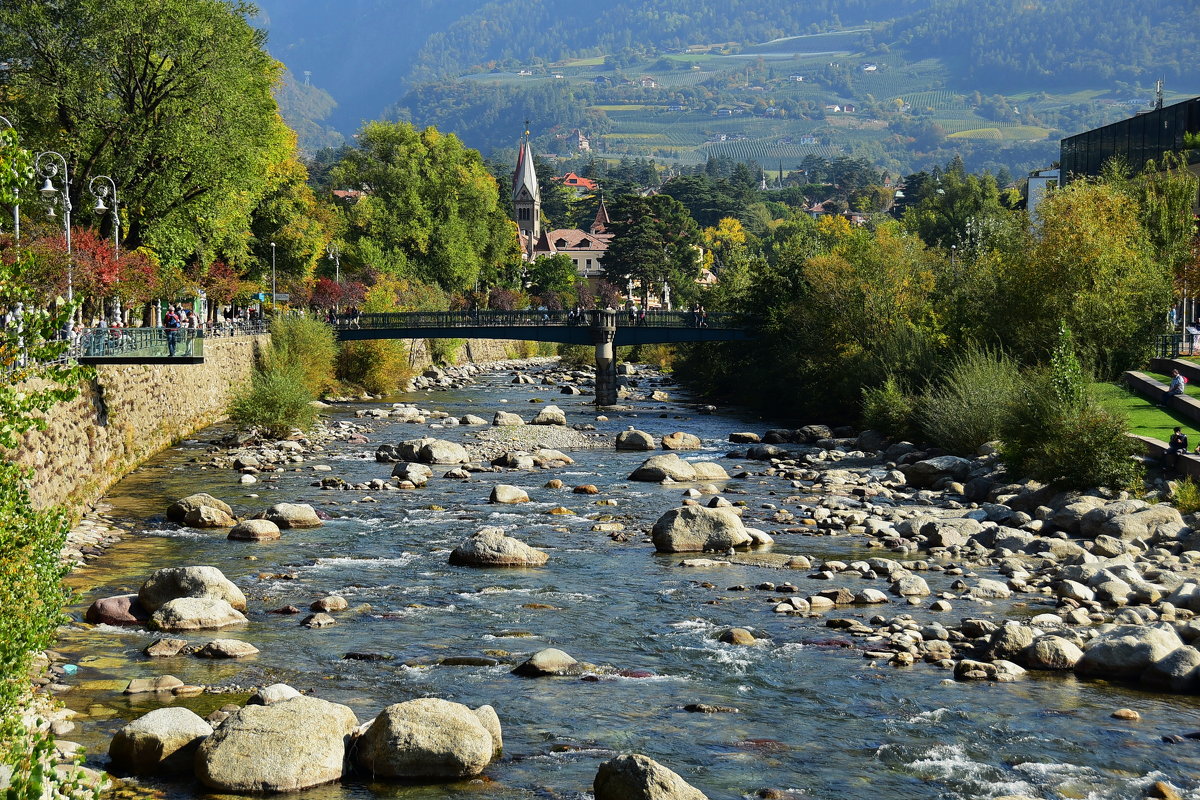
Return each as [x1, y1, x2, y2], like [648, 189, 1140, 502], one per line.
[330, 122, 521, 292]
[0, 0, 292, 267]
[602, 194, 701, 305]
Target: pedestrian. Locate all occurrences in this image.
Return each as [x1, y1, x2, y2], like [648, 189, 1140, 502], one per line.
[164, 305, 182, 357]
[1167, 426, 1189, 470]
[1161, 369, 1187, 405]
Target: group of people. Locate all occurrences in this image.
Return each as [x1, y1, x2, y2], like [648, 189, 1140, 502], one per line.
[687, 304, 709, 329]
[320, 306, 361, 328]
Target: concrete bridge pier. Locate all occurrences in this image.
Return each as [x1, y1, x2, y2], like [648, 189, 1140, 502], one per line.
[590, 310, 618, 406]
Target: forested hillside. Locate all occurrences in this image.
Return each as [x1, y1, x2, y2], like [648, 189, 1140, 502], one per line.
[258, 0, 1200, 175]
[891, 0, 1200, 91]
[407, 0, 932, 81]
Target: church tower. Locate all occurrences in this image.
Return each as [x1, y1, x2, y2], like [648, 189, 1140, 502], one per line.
[512, 130, 541, 257]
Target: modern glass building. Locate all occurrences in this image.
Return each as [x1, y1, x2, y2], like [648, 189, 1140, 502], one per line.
[1060, 96, 1200, 182]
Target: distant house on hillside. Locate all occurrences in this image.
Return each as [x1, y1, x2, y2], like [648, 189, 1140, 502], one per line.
[789, 74, 805, 82]
[556, 172, 599, 195]
[639, 76, 659, 89]
[841, 103, 857, 113]
[824, 104, 842, 113]
[564, 129, 590, 152]
[332, 189, 365, 204]
[861, 63, 878, 72]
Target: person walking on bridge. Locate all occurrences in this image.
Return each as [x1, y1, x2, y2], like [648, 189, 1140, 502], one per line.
[164, 306, 182, 357]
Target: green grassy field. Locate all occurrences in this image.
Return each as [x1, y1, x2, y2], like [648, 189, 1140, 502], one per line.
[1092, 381, 1198, 441]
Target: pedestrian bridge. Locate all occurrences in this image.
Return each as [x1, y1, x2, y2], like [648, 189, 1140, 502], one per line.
[333, 309, 751, 346]
[334, 309, 752, 406]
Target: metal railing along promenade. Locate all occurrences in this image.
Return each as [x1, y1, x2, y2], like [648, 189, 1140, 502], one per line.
[343, 310, 741, 331]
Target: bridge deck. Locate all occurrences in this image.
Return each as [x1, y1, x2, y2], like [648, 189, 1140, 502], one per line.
[334, 310, 751, 345]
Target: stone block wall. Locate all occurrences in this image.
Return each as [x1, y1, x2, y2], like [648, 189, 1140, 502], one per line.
[13, 335, 269, 511]
[12, 335, 535, 511]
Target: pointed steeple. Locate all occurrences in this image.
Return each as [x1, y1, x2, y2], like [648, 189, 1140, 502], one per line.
[511, 127, 541, 253]
[590, 196, 611, 234]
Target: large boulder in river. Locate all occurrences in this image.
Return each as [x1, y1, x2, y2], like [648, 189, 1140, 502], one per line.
[1141, 645, 1200, 692]
[262, 503, 323, 529]
[652, 506, 751, 553]
[1094, 505, 1186, 542]
[1075, 624, 1183, 680]
[616, 429, 656, 451]
[899, 456, 973, 488]
[84, 594, 150, 626]
[593, 753, 709, 800]
[512, 648, 581, 677]
[228, 519, 281, 541]
[531, 405, 567, 425]
[167, 493, 233, 524]
[149, 598, 247, 632]
[661, 432, 701, 451]
[489, 485, 530, 504]
[630, 455, 729, 484]
[492, 411, 526, 426]
[449, 528, 548, 567]
[138, 566, 246, 612]
[354, 698, 498, 779]
[184, 505, 237, 529]
[108, 707, 213, 776]
[419, 440, 471, 465]
[196, 696, 358, 792]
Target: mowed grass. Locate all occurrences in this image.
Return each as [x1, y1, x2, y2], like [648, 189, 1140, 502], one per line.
[1091, 381, 1197, 441]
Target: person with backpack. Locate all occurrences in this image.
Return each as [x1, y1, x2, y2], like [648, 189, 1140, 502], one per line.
[164, 306, 182, 357]
[1166, 426, 1189, 470]
[1161, 369, 1188, 405]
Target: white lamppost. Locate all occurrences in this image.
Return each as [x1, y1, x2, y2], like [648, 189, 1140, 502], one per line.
[36, 151, 72, 300]
[0, 115, 17, 244]
[88, 175, 119, 257]
[327, 243, 341, 313]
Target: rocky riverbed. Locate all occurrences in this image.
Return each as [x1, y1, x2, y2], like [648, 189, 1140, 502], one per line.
[36, 358, 1200, 799]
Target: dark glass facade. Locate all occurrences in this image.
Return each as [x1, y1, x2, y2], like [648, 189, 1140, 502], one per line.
[1060, 97, 1200, 183]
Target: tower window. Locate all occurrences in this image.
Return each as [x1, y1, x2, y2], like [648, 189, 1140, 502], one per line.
[517, 208, 530, 220]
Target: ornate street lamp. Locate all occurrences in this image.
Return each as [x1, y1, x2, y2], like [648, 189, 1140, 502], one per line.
[88, 175, 119, 258]
[35, 151, 72, 300]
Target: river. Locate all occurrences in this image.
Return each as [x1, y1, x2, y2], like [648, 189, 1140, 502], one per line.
[52, 364, 1200, 799]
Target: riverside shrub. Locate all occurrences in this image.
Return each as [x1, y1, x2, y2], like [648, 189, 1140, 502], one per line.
[1001, 369, 1142, 490]
[337, 339, 413, 395]
[266, 315, 337, 395]
[918, 344, 1019, 455]
[230, 365, 317, 438]
[862, 375, 917, 441]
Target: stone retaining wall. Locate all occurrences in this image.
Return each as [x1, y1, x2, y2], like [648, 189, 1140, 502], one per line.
[12, 335, 533, 511]
[14, 335, 269, 511]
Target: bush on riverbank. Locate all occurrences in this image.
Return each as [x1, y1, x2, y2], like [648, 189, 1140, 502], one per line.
[0, 245, 97, 795]
[917, 344, 1019, 456]
[862, 376, 918, 442]
[337, 339, 413, 395]
[1001, 369, 1142, 490]
[265, 315, 337, 395]
[229, 365, 318, 438]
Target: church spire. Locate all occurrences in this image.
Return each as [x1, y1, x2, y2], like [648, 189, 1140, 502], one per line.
[511, 125, 541, 255]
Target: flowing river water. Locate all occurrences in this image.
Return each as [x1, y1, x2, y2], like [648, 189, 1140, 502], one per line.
[51, 365, 1200, 800]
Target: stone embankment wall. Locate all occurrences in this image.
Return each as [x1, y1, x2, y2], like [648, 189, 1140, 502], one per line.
[14, 335, 269, 511]
[13, 335, 530, 511]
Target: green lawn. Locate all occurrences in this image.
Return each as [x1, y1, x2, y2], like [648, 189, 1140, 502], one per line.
[1091, 381, 1197, 441]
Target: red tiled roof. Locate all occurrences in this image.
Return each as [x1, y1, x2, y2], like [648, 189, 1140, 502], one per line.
[557, 172, 599, 191]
